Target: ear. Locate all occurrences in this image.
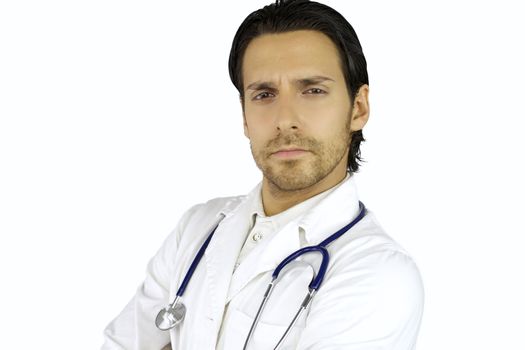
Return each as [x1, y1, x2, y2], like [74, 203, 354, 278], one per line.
[350, 84, 370, 132]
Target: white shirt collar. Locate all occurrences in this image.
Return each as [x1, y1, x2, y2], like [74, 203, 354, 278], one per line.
[247, 172, 352, 235]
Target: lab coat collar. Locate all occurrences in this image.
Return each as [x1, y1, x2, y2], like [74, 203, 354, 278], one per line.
[297, 172, 361, 245]
[223, 172, 360, 245]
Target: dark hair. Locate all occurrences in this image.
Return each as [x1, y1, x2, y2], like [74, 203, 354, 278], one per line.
[228, 0, 368, 173]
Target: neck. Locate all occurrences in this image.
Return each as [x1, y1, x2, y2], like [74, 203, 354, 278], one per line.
[261, 166, 348, 217]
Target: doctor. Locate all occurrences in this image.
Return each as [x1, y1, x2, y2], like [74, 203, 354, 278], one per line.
[102, 0, 424, 349]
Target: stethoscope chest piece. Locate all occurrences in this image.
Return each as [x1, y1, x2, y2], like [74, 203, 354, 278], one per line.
[155, 215, 226, 332]
[155, 299, 186, 331]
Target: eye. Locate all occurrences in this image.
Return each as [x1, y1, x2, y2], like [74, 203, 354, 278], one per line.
[304, 88, 326, 95]
[253, 91, 274, 100]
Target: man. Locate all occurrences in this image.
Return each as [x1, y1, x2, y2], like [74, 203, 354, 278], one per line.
[102, 0, 424, 349]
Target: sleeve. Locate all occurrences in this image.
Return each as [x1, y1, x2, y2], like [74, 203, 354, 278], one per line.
[296, 249, 425, 350]
[101, 204, 201, 350]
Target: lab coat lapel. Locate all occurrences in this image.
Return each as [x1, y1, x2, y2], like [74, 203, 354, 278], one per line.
[202, 187, 257, 329]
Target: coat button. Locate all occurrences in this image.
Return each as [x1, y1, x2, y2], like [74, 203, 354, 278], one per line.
[252, 232, 263, 242]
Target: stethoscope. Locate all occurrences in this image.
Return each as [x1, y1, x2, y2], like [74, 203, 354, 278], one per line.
[156, 201, 367, 350]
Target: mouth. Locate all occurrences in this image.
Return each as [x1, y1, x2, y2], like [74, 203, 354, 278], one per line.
[270, 147, 310, 159]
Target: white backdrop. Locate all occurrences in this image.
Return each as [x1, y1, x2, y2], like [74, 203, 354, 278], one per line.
[1, 0, 524, 348]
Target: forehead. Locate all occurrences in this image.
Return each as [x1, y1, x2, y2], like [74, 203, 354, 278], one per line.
[242, 30, 344, 86]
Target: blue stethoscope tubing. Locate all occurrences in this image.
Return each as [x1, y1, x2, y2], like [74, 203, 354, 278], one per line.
[155, 201, 367, 349]
[272, 200, 366, 290]
[243, 200, 366, 349]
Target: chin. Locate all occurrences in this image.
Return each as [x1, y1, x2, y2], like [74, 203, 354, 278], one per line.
[264, 165, 323, 192]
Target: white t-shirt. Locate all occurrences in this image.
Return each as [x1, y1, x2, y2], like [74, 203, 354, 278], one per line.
[234, 173, 350, 270]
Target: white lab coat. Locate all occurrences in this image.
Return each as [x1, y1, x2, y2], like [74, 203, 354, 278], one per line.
[102, 176, 424, 349]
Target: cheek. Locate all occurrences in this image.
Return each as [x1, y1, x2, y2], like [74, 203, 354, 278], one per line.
[245, 116, 274, 140]
[250, 134, 270, 152]
[307, 109, 349, 138]
[301, 95, 350, 127]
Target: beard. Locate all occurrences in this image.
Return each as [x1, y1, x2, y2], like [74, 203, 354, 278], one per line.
[250, 114, 352, 192]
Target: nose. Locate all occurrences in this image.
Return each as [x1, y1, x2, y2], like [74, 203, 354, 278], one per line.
[274, 94, 301, 133]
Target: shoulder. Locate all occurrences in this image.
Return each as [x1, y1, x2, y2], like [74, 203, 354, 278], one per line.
[328, 208, 423, 295]
[301, 210, 424, 347]
[169, 193, 247, 243]
[316, 208, 424, 328]
[181, 194, 247, 225]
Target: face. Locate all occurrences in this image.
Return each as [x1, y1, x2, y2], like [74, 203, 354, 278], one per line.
[241, 30, 367, 192]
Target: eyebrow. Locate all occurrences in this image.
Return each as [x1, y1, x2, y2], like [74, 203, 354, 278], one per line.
[246, 75, 335, 91]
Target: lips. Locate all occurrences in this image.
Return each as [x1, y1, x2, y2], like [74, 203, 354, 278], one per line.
[271, 145, 307, 153]
[274, 147, 307, 153]
[270, 147, 310, 159]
